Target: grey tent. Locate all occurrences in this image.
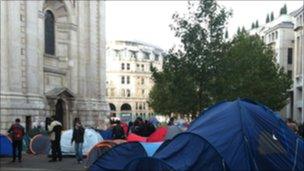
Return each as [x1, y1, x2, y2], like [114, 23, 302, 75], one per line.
[165, 125, 182, 140]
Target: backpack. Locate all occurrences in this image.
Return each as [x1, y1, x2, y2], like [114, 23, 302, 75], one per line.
[12, 124, 24, 141]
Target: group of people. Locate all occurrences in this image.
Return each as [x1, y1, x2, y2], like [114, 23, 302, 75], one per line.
[110, 117, 159, 140]
[286, 118, 304, 138]
[7, 116, 85, 164]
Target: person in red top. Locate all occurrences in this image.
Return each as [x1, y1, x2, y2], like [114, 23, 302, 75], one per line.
[8, 118, 25, 162]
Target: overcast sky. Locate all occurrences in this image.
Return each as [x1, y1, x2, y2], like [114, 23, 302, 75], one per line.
[106, 0, 303, 50]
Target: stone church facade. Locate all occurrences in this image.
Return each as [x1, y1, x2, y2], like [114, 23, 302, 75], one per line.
[0, 0, 109, 131]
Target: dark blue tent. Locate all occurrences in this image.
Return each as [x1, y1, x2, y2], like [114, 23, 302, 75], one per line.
[90, 142, 148, 171]
[98, 128, 113, 140]
[127, 99, 304, 171]
[0, 134, 13, 157]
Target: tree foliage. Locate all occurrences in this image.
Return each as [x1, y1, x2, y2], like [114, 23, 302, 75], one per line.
[266, 14, 270, 23]
[149, 0, 231, 115]
[213, 31, 292, 111]
[280, 4, 287, 15]
[149, 0, 292, 116]
[270, 12, 274, 21]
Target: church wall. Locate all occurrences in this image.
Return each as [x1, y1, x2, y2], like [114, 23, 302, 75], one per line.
[0, 0, 109, 131]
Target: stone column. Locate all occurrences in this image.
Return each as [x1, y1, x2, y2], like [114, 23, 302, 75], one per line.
[86, 1, 98, 99]
[77, 1, 89, 98]
[7, 1, 22, 93]
[26, 1, 40, 95]
[0, 1, 8, 93]
[99, 1, 107, 102]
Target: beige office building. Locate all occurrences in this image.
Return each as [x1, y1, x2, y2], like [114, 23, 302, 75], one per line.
[106, 40, 164, 122]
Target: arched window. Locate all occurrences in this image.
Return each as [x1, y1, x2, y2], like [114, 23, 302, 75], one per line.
[121, 103, 132, 111]
[109, 103, 116, 111]
[45, 10, 55, 55]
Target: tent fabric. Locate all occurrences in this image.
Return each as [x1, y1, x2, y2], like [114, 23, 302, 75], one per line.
[0, 134, 12, 157]
[139, 142, 163, 156]
[98, 129, 113, 140]
[29, 134, 50, 155]
[165, 125, 183, 140]
[126, 99, 304, 171]
[90, 142, 148, 171]
[186, 99, 304, 171]
[61, 128, 103, 155]
[124, 157, 174, 171]
[146, 127, 167, 142]
[85, 140, 118, 168]
[127, 133, 147, 142]
[153, 133, 228, 171]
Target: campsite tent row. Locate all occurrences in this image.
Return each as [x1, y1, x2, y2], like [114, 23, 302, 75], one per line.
[90, 99, 304, 171]
[29, 128, 103, 155]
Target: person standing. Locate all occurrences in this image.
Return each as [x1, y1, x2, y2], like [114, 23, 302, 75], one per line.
[71, 118, 85, 164]
[8, 118, 25, 162]
[47, 116, 63, 162]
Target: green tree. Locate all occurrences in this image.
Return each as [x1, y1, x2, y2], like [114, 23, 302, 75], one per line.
[281, 4, 287, 15]
[270, 12, 274, 21]
[149, 0, 231, 115]
[255, 20, 259, 28]
[213, 32, 292, 110]
[225, 30, 229, 39]
[251, 22, 255, 29]
[149, 54, 198, 115]
[266, 14, 270, 23]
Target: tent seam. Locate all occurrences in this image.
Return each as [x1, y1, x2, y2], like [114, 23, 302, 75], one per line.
[237, 99, 259, 171]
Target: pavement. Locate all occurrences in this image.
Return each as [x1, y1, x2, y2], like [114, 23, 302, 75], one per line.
[0, 154, 87, 171]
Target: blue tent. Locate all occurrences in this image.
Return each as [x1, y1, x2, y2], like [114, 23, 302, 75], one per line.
[0, 134, 13, 157]
[98, 128, 113, 140]
[127, 99, 304, 171]
[90, 141, 163, 170]
[90, 142, 148, 171]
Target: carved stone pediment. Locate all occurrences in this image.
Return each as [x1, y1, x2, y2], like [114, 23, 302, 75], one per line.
[45, 87, 75, 99]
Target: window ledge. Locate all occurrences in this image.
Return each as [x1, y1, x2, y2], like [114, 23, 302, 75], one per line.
[44, 53, 57, 58]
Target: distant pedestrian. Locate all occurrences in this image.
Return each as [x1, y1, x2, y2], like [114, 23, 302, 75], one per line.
[8, 118, 25, 162]
[71, 118, 85, 164]
[168, 117, 175, 126]
[47, 116, 62, 162]
[286, 118, 299, 134]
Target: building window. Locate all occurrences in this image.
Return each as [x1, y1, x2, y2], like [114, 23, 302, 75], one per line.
[126, 89, 131, 97]
[287, 48, 292, 64]
[136, 64, 140, 71]
[135, 102, 138, 110]
[121, 76, 125, 84]
[143, 52, 150, 60]
[287, 70, 292, 79]
[45, 10, 55, 55]
[115, 50, 121, 58]
[142, 89, 145, 97]
[141, 64, 144, 71]
[121, 63, 125, 70]
[130, 51, 137, 59]
[154, 54, 159, 61]
[121, 89, 125, 97]
[127, 63, 130, 70]
[127, 76, 130, 84]
[141, 77, 145, 85]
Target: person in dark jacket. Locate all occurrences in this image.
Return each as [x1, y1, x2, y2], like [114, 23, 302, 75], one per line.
[8, 118, 25, 162]
[47, 116, 62, 162]
[71, 118, 85, 164]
